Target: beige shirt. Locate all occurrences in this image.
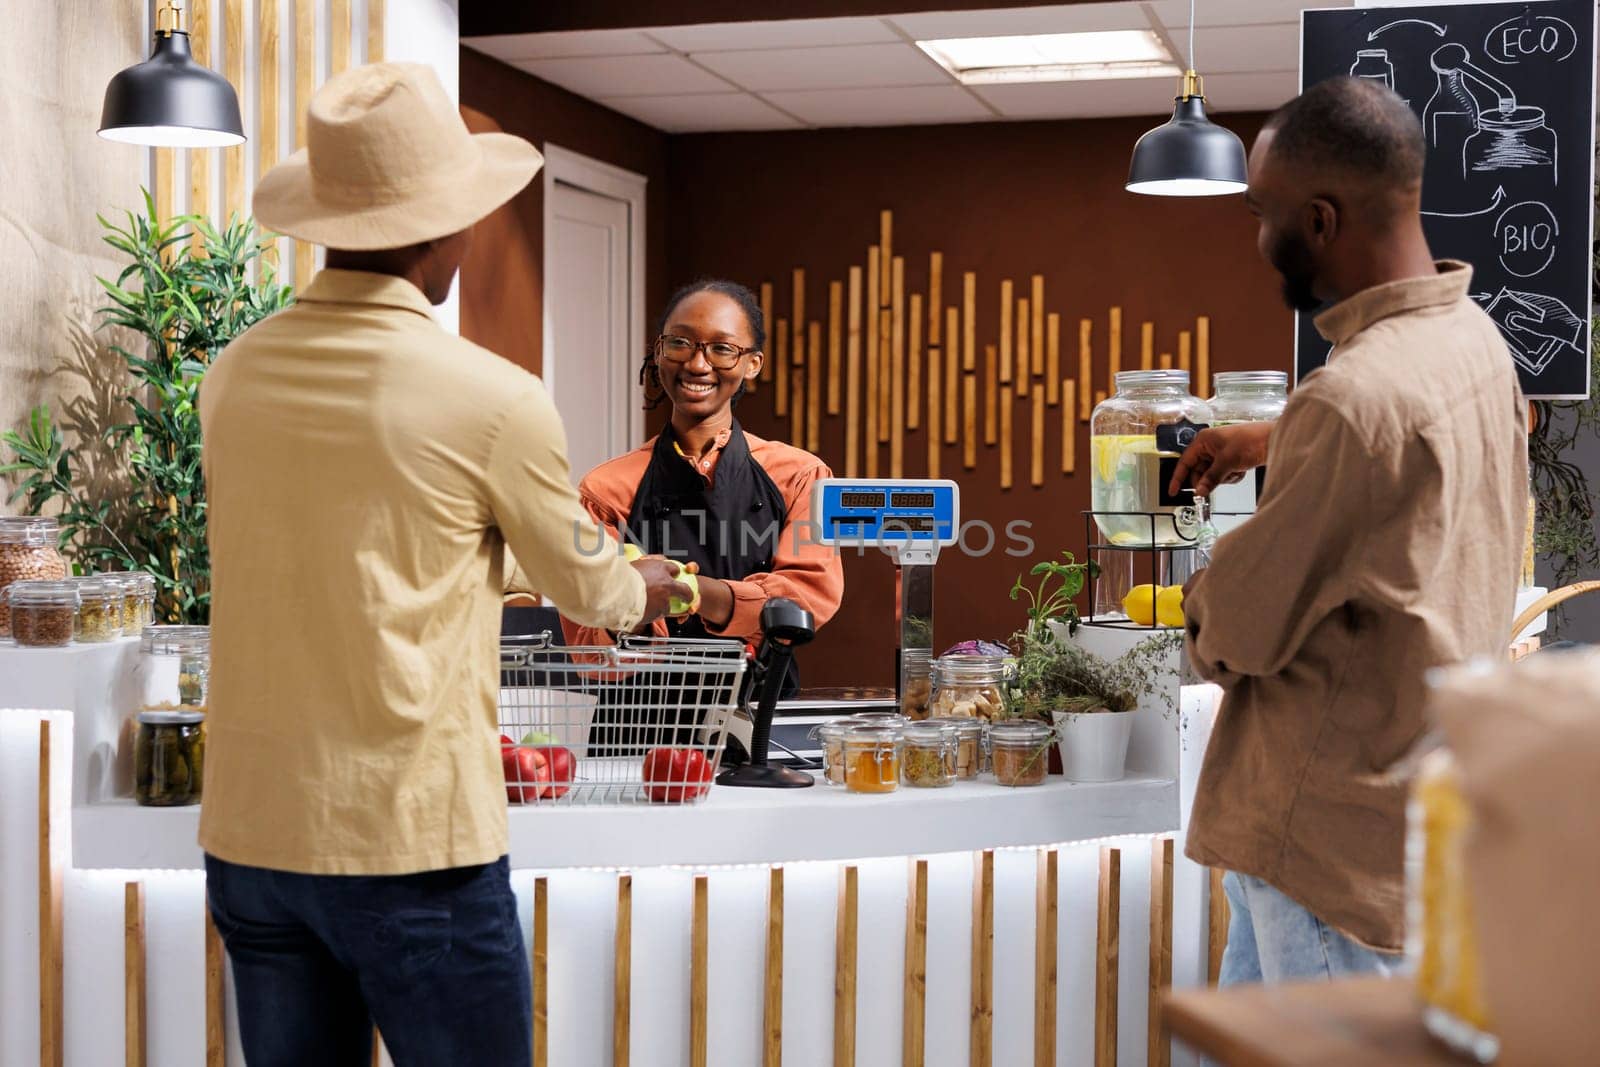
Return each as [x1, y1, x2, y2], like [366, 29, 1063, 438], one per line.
[197, 269, 646, 875]
[1183, 262, 1527, 950]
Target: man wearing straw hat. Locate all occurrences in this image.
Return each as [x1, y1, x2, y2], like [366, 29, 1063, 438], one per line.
[197, 63, 690, 1064]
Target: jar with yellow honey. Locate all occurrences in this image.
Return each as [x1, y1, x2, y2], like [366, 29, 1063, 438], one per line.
[842, 724, 901, 794]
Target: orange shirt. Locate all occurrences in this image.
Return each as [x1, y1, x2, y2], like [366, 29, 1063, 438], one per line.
[563, 429, 844, 647]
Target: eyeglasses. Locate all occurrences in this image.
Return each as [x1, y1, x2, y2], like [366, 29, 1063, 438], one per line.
[653, 334, 758, 370]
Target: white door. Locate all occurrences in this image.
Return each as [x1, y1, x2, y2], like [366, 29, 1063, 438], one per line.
[546, 180, 634, 485]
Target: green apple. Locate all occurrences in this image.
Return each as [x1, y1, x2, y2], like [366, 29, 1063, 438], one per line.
[669, 565, 699, 616]
[520, 730, 560, 746]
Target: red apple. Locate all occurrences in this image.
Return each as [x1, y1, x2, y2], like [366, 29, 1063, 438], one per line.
[532, 746, 576, 799]
[502, 744, 549, 803]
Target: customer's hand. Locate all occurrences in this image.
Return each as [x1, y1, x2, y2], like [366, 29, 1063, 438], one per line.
[1168, 421, 1274, 498]
[632, 558, 696, 625]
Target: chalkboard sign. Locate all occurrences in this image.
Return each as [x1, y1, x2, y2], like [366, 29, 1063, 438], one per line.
[1299, 0, 1596, 399]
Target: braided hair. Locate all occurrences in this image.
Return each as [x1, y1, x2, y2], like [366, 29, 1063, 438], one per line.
[639, 279, 766, 411]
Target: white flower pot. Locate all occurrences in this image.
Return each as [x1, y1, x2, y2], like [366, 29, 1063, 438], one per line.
[1052, 709, 1134, 782]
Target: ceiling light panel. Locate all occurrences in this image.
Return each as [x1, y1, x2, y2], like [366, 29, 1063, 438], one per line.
[918, 31, 1181, 85]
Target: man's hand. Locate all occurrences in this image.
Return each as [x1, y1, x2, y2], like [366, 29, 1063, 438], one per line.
[1168, 421, 1275, 498]
[632, 558, 696, 625]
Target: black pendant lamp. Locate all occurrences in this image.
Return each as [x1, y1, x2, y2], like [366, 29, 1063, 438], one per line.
[1126, 0, 1246, 196]
[99, 1, 245, 148]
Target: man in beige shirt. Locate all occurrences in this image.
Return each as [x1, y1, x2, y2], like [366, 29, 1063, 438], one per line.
[1172, 78, 1527, 981]
[198, 64, 689, 1065]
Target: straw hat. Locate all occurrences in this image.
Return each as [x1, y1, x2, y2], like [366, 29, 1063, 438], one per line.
[254, 62, 542, 250]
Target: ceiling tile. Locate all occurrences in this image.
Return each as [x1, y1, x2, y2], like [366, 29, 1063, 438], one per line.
[597, 93, 804, 133]
[1188, 23, 1301, 73]
[1194, 70, 1300, 112]
[888, 3, 1155, 39]
[693, 43, 951, 92]
[463, 30, 666, 62]
[518, 54, 732, 98]
[645, 16, 900, 52]
[762, 85, 994, 127]
[1150, 0, 1320, 29]
[974, 66, 1295, 119]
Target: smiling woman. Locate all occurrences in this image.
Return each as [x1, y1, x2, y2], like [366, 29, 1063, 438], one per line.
[562, 280, 846, 695]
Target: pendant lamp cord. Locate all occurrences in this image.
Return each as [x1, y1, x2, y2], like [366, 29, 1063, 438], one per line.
[1189, 0, 1196, 70]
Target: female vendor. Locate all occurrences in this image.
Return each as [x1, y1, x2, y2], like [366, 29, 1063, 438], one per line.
[564, 280, 844, 692]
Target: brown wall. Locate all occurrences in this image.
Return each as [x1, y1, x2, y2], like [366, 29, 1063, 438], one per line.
[458, 48, 670, 375]
[664, 116, 1292, 687]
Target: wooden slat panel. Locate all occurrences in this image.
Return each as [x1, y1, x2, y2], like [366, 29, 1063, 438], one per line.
[963, 374, 978, 471]
[615, 875, 633, 1067]
[808, 321, 823, 453]
[845, 269, 861, 477]
[1159, 354, 1173, 370]
[125, 882, 146, 1067]
[293, 0, 315, 288]
[878, 306, 891, 443]
[1096, 847, 1122, 1067]
[154, 149, 175, 227]
[1197, 316, 1211, 398]
[983, 342, 997, 446]
[1178, 330, 1192, 374]
[998, 279, 1014, 386]
[1109, 306, 1123, 380]
[40, 719, 63, 1067]
[1078, 319, 1093, 422]
[534, 877, 550, 1067]
[1061, 381, 1076, 474]
[765, 868, 784, 1067]
[835, 866, 859, 1067]
[828, 280, 843, 414]
[691, 875, 709, 1067]
[223, 0, 245, 220]
[944, 308, 959, 445]
[928, 252, 943, 346]
[1015, 298, 1030, 398]
[1046, 314, 1061, 407]
[908, 293, 923, 433]
[1141, 322, 1155, 370]
[190, 0, 211, 250]
[865, 248, 879, 477]
[928, 340, 941, 478]
[903, 859, 929, 1067]
[1034, 849, 1058, 1067]
[890, 257, 905, 478]
[332, 0, 352, 75]
[792, 268, 806, 366]
[962, 272, 976, 372]
[1030, 274, 1045, 376]
[880, 210, 893, 298]
[367, 0, 385, 62]
[1149, 839, 1175, 1067]
[1000, 386, 1013, 490]
[1030, 388, 1044, 488]
[1208, 867, 1228, 987]
[206, 910, 225, 1067]
[970, 850, 995, 1067]
[775, 318, 790, 417]
[259, 0, 280, 184]
[760, 282, 774, 382]
[791, 366, 805, 448]
[1095, 390, 1107, 406]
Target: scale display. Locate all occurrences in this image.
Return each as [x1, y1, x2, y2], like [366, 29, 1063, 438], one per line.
[812, 478, 960, 546]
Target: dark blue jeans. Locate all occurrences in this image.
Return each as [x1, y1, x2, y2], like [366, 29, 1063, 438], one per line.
[205, 854, 531, 1067]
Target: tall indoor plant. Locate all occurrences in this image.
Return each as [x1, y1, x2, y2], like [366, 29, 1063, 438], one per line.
[1, 192, 292, 623]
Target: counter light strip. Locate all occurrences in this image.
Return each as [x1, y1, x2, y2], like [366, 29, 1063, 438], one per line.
[205, 909, 225, 1066]
[903, 858, 928, 1067]
[764, 867, 784, 1067]
[533, 876, 549, 1067]
[833, 866, 858, 1067]
[1095, 846, 1121, 1067]
[615, 875, 633, 1067]
[1034, 848, 1059, 1067]
[125, 881, 147, 1067]
[1149, 838, 1175, 1067]
[970, 849, 995, 1067]
[40, 718, 64, 1067]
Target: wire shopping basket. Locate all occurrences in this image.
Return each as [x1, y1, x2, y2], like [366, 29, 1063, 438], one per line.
[498, 635, 749, 806]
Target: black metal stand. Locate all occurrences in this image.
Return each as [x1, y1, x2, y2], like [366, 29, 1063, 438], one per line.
[1081, 508, 1246, 631]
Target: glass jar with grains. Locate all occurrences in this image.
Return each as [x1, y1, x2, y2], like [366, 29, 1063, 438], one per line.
[842, 724, 901, 794]
[0, 517, 67, 640]
[930, 654, 1010, 719]
[943, 715, 987, 779]
[106, 571, 158, 633]
[7, 580, 80, 648]
[72, 577, 124, 643]
[812, 717, 858, 786]
[134, 709, 206, 806]
[988, 721, 1055, 787]
[900, 648, 933, 720]
[900, 721, 957, 788]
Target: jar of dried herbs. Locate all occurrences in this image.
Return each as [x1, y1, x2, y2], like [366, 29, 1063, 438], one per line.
[901, 721, 957, 788]
[134, 709, 205, 806]
[7, 580, 79, 648]
[72, 577, 124, 643]
[989, 721, 1054, 787]
[0, 517, 66, 640]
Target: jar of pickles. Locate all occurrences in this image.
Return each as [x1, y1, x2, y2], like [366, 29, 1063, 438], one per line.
[107, 571, 158, 633]
[134, 709, 205, 806]
[7, 580, 80, 648]
[930, 654, 1009, 719]
[1089, 370, 1213, 547]
[901, 721, 957, 788]
[842, 724, 901, 794]
[0, 517, 67, 639]
[1408, 749, 1497, 1063]
[945, 715, 987, 779]
[138, 625, 211, 711]
[71, 577, 124, 642]
[989, 721, 1055, 787]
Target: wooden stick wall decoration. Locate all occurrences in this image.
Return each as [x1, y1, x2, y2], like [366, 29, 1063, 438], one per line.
[748, 209, 1218, 487]
[189, 0, 211, 254]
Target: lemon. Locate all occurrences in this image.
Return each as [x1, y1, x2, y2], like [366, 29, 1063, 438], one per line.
[1122, 584, 1159, 626]
[1156, 585, 1185, 628]
[622, 542, 643, 562]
